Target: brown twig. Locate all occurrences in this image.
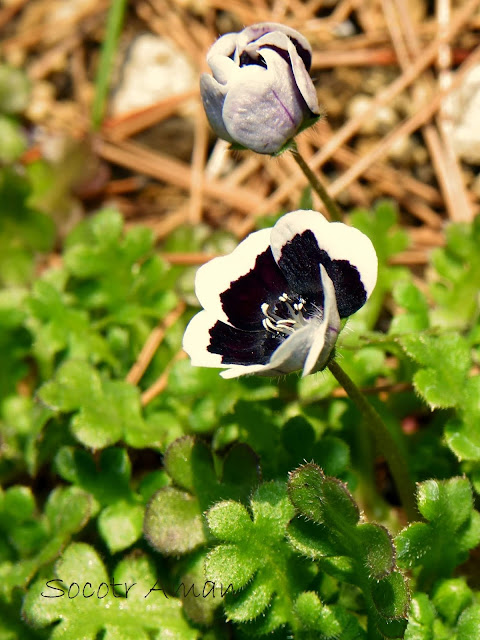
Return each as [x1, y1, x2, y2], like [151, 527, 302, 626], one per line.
[126, 301, 186, 386]
[189, 104, 208, 224]
[141, 350, 187, 406]
[262, 0, 480, 212]
[390, 0, 473, 222]
[0, 0, 29, 32]
[102, 89, 199, 141]
[327, 43, 480, 203]
[95, 137, 263, 215]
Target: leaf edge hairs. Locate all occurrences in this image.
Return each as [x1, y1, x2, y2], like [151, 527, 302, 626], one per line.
[183, 210, 377, 378]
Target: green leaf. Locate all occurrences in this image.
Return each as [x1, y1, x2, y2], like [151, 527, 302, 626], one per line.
[404, 594, 436, 640]
[22, 543, 199, 640]
[294, 591, 367, 639]
[145, 488, 206, 555]
[63, 208, 175, 326]
[456, 605, 480, 640]
[27, 279, 114, 378]
[398, 334, 470, 409]
[445, 376, 480, 461]
[396, 478, 480, 582]
[0, 487, 91, 601]
[350, 201, 409, 329]
[429, 217, 480, 328]
[98, 502, 144, 553]
[0, 64, 30, 113]
[0, 167, 55, 286]
[431, 579, 473, 626]
[205, 481, 316, 633]
[55, 446, 145, 553]
[38, 360, 148, 449]
[0, 115, 27, 162]
[144, 436, 260, 556]
[390, 279, 429, 334]
[288, 463, 409, 637]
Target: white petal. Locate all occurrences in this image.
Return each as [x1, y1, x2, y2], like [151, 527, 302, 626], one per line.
[239, 23, 312, 66]
[302, 265, 340, 376]
[222, 316, 332, 379]
[286, 39, 320, 115]
[220, 364, 272, 379]
[222, 50, 304, 154]
[244, 32, 318, 114]
[319, 222, 377, 298]
[182, 310, 228, 369]
[194, 228, 272, 326]
[200, 74, 232, 143]
[206, 32, 239, 61]
[271, 209, 378, 304]
[270, 209, 329, 263]
[207, 54, 239, 85]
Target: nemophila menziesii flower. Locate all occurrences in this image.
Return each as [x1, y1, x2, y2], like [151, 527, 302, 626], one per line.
[200, 22, 321, 154]
[183, 210, 377, 379]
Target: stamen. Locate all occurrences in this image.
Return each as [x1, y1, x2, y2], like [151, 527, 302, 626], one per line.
[261, 293, 309, 336]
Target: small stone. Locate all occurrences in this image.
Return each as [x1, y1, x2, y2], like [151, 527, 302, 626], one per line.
[387, 134, 415, 165]
[356, 0, 426, 32]
[347, 95, 398, 135]
[111, 34, 197, 116]
[445, 64, 480, 164]
[46, 0, 95, 22]
[25, 82, 55, 122]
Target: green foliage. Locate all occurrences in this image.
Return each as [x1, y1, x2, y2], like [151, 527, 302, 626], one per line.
[429, 216, 480, 328]
[2, 202, 480, 640]
[38, 360, 149, 449]
[0, 486, 92, 602]
[144, 436, 260, 555]
[349, 200, 409, 329]
[54, 446, 152, 552]
[389, 280, 429, 335]
[0, 65, 30, 114]
[206, 481, 320, 636]
[398, 334, 470, 409]
[0, 167, 55, 286]
[288, 464, 409, 638]
[22, 543, 199, 639]
[396, 478, 480, 585]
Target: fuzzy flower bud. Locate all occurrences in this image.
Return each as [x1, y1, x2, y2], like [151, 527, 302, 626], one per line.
[200, 22, 321, 154]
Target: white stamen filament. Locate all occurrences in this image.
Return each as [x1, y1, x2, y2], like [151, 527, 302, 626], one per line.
[261, 295, 309, 336]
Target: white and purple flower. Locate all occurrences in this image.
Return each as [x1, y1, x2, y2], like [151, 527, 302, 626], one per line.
[183, 210, 377, 379]
[200, 22, 321, 154]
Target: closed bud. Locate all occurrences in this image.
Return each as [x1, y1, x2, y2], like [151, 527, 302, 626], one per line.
[200, 22, 321, 155]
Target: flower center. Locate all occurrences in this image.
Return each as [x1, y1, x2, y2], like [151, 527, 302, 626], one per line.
[261, 292, 309, 336]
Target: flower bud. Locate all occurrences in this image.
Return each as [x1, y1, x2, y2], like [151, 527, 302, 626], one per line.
[200, 22, 321, 155]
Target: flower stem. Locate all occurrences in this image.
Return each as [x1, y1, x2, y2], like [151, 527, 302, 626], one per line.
[327, 358, 418, 522]
[291, 145, 342, 222]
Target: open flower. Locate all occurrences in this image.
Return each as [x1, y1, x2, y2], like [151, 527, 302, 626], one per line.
[200, 22, 321, 154]
[183, 210, 377, 379]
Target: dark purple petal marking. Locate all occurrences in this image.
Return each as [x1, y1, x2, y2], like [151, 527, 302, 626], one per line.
[239, 51, 267, 68]
[288, 38, 312, 70]
[276, 230, 367, 318]
[208, 321, 283, 365]
[272, 89, 295, 125]
[219, 247, 290, 330]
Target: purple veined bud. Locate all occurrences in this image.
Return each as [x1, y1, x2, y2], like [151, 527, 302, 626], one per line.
[200, 22, 321, 155]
